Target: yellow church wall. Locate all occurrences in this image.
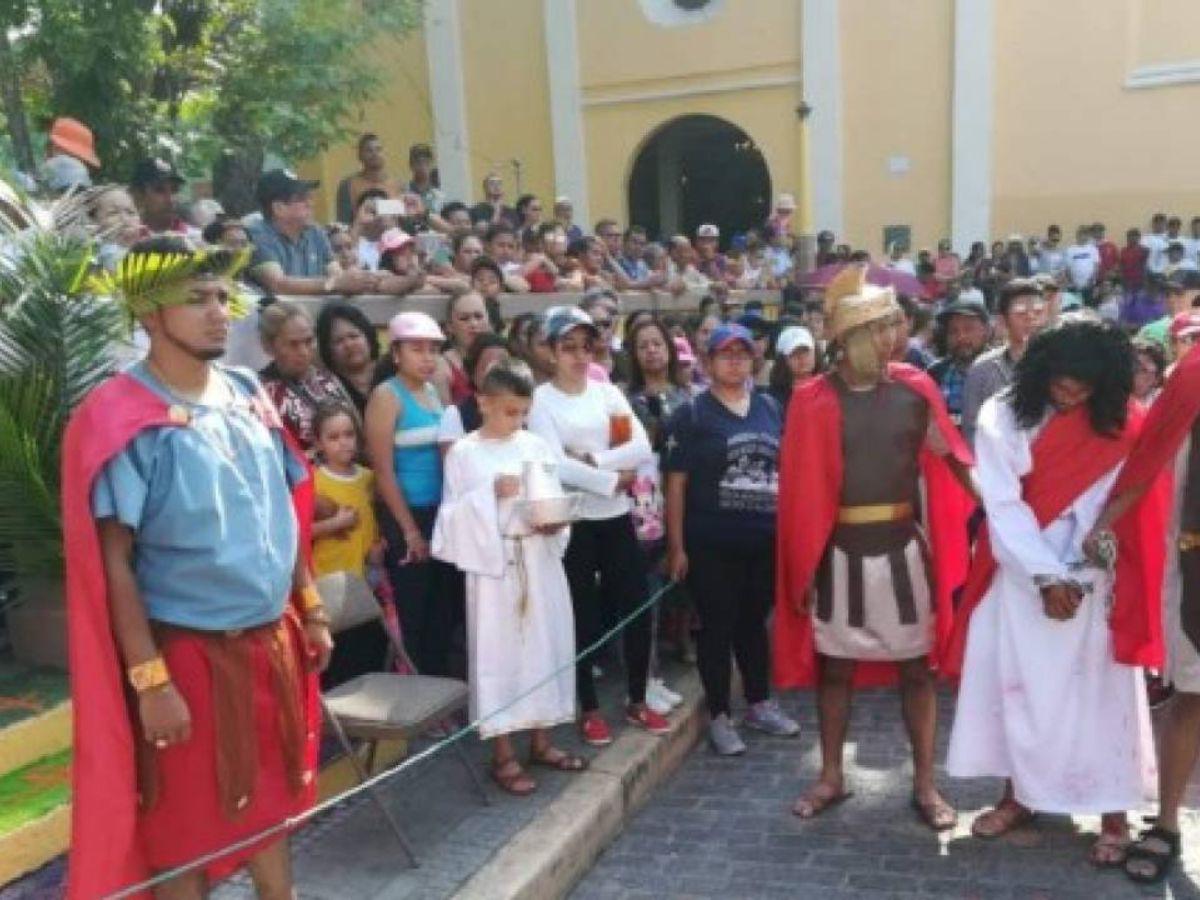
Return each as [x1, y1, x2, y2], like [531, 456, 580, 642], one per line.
[577, 0, 799, 92]
[838, 0, 954, 255]
[582, 86, 802, 233]
[302, 30, 435, 222]
[458, 0, 556, 206]
[991, 0, 1200, 239]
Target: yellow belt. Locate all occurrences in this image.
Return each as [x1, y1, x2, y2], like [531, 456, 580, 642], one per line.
[836, 502, 914, 525]
[1180, 531, 1200, 552]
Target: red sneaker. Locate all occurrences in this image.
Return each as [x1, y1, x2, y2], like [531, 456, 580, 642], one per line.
[580, 713, 613, 746]
[625, 704, 670, 736]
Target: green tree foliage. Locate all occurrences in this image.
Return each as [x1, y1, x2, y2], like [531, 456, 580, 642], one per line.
[2, 0, 422, 206]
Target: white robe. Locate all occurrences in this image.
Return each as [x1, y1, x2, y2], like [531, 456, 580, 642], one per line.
[432, 430, 577, 739]
[946, 398, 1156, 814]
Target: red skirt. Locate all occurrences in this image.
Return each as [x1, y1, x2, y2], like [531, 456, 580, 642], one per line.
[134, 611, 319, 881]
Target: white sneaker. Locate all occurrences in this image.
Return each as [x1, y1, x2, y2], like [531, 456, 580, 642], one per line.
[644, 681, 673, 716]
[646, 678, 681, 710]
[656, 680, 683, 708]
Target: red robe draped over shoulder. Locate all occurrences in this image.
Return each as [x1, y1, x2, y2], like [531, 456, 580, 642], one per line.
[774, 363, 975, 689]
[943, 401, 1164, 679]
[63, 371, 317, 900]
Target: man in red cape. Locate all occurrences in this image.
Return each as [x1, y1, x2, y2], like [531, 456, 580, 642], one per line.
[65, 237, 328, 899]
[943, 320, 1162, 865]
[775, 266, 974, 830]
[1087, 341, 1200, 884]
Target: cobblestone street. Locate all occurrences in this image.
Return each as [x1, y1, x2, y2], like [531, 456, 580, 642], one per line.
[574, 689, 1200, 900]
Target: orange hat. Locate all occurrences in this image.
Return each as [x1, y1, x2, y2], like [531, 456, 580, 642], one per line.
[49, 117, 100, 168]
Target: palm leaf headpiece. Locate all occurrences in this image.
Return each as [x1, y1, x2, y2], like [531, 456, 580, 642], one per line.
[88, 246, 253, 323]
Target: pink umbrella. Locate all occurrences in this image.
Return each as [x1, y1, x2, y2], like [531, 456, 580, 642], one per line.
[798, 262, 924, 298]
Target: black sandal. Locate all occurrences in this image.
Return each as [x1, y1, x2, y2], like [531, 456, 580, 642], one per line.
[1124, 826, 1181, 885]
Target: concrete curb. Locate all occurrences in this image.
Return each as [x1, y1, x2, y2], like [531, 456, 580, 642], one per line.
[452, 669, 705, 900]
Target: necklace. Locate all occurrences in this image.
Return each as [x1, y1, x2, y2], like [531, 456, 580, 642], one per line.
[145, 359, 231, 407]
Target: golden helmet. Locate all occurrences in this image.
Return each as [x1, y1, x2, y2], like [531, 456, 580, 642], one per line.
[824, 265, 899, 341]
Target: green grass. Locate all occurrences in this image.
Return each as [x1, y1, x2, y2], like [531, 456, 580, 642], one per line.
[0, 749, 71, 836]
[0, 663, 69, 729]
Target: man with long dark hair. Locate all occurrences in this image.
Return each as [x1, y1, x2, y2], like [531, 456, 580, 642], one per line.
[946, 319, 1161, 865]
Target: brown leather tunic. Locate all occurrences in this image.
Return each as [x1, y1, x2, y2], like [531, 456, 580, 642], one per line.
[816, 375, 931, 630]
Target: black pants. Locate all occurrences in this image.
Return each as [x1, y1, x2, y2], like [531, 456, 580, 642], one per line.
[687, 541, 774, 717]
[564, 514, 651, 712]
[380, 504, 461, 678]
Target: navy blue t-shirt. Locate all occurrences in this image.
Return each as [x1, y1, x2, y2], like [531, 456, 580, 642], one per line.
[664, 390, 782, 548]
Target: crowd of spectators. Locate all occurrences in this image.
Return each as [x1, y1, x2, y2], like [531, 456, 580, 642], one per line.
[28, 120, 1200, 760]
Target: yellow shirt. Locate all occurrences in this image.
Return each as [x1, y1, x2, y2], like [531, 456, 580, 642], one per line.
[313, 465, 379, 577]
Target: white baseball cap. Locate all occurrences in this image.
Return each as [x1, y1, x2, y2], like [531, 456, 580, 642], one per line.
[388, 310, 444, 343]
[775, 193, 797, 211]
[775, 326, 815, 358]
[696, 223, 720, 239]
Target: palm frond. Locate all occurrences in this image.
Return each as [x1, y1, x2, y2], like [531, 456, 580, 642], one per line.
[0, 181, 125, 581]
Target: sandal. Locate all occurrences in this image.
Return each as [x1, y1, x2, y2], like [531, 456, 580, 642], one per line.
[1124, 826, 1181, 884]
[971, 799, 1035, 838]
[490, 757, 536, 796]
[1090, 829, 1132, 867]
[529, 746, 589, 772]
[791, 782, 853, 819]
[911, 793, 958, 832]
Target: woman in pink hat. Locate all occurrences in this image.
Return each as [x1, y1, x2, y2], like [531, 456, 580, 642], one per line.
[365, 311, 458, 677]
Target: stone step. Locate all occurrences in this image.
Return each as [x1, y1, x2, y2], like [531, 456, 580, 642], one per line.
[0, 663, 71, 779]
[0, 750, 71, 885]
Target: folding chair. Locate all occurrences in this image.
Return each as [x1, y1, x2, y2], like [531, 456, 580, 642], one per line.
[316, 571, 490, 868]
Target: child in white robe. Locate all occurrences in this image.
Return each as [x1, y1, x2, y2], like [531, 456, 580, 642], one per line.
[432, 359, 585, 795]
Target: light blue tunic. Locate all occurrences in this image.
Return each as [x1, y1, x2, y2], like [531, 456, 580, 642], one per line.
[90, 363, 306, 630]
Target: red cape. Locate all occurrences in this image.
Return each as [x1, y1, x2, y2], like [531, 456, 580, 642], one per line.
[1100, 345, 1200, 667]
[943, 401, 1163, 679]
[64, 371, 317, 900]
[774, 363, 975, 688]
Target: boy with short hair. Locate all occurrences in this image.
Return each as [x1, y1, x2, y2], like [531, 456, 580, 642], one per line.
[433, 359, 584, 795]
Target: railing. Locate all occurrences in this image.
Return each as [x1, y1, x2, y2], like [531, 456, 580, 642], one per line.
[283, 289, 785, 325]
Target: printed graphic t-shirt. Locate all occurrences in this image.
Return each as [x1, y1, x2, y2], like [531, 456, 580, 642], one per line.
[664, 390, 782, 548]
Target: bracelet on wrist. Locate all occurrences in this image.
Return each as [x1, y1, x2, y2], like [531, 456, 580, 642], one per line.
[128, 656, 171, 694]
[304, 610, 331, 627]
[299, 584, 324, 613]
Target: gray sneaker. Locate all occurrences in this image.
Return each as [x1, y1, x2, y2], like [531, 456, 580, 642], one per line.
[743, 699, 801, 737]
[708, 713, 747, 756]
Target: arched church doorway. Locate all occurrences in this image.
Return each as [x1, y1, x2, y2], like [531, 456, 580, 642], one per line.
[627, 114, 771, 246]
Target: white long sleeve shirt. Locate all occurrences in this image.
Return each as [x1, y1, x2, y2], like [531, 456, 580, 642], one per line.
[527, 380, 653, 521]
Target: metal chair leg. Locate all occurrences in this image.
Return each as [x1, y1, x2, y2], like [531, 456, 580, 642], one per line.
[451, 738, 491, 806]
[321, 698, 421, 868]
[365, 739, 379, 776]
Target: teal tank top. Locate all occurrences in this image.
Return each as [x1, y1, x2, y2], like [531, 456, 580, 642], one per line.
[386, 378, 443, 508]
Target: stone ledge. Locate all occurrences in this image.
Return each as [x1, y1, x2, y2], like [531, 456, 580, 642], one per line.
[452, 669, 704, 900]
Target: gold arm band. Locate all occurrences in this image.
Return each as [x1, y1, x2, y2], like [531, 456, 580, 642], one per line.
[1180, 532, 1200, 552]
[299, 584, 324, 612]
[836, 502, 914, 525]
[127, 656, 171, 693]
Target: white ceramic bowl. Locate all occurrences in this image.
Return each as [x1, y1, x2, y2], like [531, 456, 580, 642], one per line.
[520, 494, 580, 528]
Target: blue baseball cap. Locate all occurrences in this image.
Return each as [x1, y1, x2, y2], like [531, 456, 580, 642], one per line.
[545, 307, 599, 343]
[708, 323, 755, 354]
